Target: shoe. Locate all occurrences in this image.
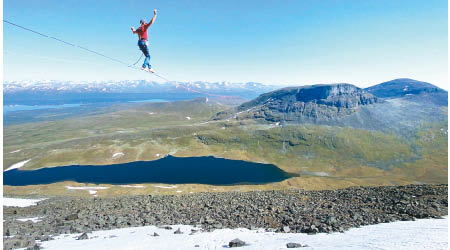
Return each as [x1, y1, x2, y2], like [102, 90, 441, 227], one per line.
[148, 68, 155, 73]
[141, 67, 149, 72]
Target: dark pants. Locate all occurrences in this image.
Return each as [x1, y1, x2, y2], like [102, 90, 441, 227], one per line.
[138, 40, 151, 69]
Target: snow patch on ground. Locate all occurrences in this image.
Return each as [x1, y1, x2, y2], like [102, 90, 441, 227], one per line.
[37, 217, 448, 250]
[311, 172, 331, 177]
[4, 159, 31, 171]
[156, 153, 161, 157]
[153, 185, 177, 189]
[119, 185, 144, 188]
[301, 171, 331, 177]
[65, 186, 109, 190]
[186, 116, 191, 120]
[3, 198, 46, 207]
[65, 186, 109, 196]
[16, 217, 43, 223]
[112, 152, 124, 158]
[176, 190, 183, 193]
[9, 149, 21, 154]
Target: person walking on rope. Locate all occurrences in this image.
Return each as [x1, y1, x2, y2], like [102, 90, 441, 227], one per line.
[131, 9, 157, 73]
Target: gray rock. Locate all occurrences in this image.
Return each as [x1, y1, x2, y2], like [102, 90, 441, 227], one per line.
[326, 216, 337, 225]
[65, 213, 79, 221]
[77, 232, 89, 240]
[26, 244, 42, 250]
[287, 242, 306, 248]
[229, 238, 246, 248]
[174, 228, 183, 234]
[36, 235, 53, 241]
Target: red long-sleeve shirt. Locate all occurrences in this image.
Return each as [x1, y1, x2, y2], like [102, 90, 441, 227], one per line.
[136, 23, 151, 41]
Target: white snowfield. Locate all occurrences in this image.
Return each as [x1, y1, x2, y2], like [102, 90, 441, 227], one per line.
[153, 185, 177, 189]
[311, 172, 330, 177]
[65, 186, 109, 191]
[4, 159, 31, 171]
[112, 152, 124, 158]
[37, 217, 447, 250]
[3, 198, 46, 207]
[16, 217, 43, 223]
[65, 186, 109, 196]
[119, 185, 144, 188]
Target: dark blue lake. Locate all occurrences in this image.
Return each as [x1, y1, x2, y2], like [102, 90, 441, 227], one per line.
[3, 156, 296, 186]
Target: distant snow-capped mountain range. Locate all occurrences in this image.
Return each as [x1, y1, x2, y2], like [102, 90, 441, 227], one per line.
[3, 80, 278, 94]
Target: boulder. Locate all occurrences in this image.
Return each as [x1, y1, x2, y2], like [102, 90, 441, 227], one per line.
[229, 238, 246, 248]
[287, 242, 307, 248]
[77, 232, 89, 240]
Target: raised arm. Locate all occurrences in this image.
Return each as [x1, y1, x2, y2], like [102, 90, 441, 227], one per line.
[146, 9, 158, 28]
[131, 26, 137, 34]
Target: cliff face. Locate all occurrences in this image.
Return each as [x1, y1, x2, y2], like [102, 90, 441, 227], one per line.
[234, 84, 379, 122]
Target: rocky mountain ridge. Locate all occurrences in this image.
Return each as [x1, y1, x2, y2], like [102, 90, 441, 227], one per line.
[212, 79, 447, 136]
[365, 78, 447, 106]
[215, 83, 379, 122]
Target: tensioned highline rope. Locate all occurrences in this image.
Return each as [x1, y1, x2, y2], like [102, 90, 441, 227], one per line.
[3, 19, 233, 97]
[3, 20, 132, 66]
[3, 19, 166, 80]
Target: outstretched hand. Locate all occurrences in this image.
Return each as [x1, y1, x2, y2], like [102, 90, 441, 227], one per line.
[154, 9, 157, 15]
[131, 26, 135, 31]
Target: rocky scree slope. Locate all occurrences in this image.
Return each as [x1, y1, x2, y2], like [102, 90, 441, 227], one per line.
[3, 185, 447, 249]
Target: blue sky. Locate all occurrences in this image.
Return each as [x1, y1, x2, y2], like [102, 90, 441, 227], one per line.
[3, 0, 448, 89]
